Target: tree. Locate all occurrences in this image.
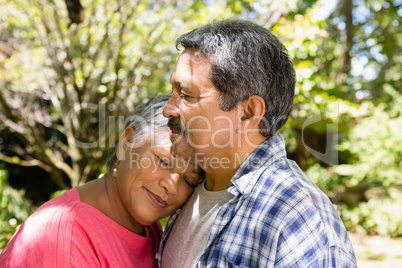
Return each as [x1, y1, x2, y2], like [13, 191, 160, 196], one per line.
[275, 0, 401, 169]
[0, 0, 296, 189]
[65, 0, 85, 26]
[0, 0, 192, 188]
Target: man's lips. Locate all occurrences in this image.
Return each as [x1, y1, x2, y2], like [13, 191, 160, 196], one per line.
[168, 127, 180, 139]
[146, 189, 168, 209]
[170, 128, 180, 134]
[167, 118, 184, 134]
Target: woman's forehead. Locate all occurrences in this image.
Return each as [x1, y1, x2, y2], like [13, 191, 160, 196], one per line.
[148, 129, 171, 150]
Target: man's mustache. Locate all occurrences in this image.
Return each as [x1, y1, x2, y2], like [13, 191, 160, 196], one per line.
[167, 118, 187, 135]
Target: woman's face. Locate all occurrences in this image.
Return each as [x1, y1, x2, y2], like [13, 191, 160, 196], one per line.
[116, 128, 203, 226]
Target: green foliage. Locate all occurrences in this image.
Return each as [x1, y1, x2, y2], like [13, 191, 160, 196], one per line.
[1, 0, 294, 189]
[306, 89, 402, 237]
[50, 190, 67, 199]
[332, 89, 402, 187]
[159, 216, 169, 230]
[340, 189, 402, 237]
[0, 169, 36, 252]
[307, 96, 402, 191]
[306, 162, 344, 198]
[276, 0, 401, 134]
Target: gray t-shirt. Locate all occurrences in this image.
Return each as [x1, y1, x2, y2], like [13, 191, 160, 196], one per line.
[161, 182, 233, 268]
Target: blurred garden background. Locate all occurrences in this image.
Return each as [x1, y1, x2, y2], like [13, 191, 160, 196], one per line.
[0, 0, 401, 266]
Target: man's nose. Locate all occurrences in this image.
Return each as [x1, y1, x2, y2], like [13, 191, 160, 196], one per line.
[162, 97, 180, 118]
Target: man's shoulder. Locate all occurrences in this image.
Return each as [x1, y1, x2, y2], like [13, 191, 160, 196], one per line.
[250, 157, 308, 199]
[251, 156, 326, 200]
[244, 160, 356, 265]
[239, 157, 347, 237]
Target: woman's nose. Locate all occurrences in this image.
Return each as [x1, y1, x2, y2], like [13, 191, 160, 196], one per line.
[160, 173, 180, 195]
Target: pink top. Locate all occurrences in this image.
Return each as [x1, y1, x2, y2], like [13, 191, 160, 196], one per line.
[0, 188, 162, 267]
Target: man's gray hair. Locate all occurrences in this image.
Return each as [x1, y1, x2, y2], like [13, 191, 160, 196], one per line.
[176, 19, 295, 138]
[107, 94, 170, 172]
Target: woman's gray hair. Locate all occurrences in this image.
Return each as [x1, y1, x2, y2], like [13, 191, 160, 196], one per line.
[106, 94, 170, 172]
[176, 19, 296, 138]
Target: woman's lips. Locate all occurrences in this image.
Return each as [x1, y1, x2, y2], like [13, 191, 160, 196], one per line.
[146, 189, 168, 209]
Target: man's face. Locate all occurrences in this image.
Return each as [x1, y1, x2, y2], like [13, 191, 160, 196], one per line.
[163, 50, 240, 160]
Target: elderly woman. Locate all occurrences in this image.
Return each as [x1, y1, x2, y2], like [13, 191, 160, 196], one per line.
[0, 94, 203, 267]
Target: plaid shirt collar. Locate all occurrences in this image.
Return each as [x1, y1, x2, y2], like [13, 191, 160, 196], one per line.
[229, 134, 287, 197]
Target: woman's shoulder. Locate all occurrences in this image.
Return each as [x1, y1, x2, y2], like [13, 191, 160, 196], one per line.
[0, 188, 82, 267]
[13, 188, 82, 240]
[32, 188, 82, 219]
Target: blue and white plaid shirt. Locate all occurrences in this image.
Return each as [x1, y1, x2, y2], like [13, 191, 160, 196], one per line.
[157, 135, 357, 267]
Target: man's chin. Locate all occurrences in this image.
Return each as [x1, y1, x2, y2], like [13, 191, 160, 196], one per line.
[169, 144, 180, 157]
[170, 136, 194, 159]
[169, 144, 187, 158]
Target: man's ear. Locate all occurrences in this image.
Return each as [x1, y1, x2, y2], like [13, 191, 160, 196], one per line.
[240, 95, 265, 129]
[116, 127, 134, 161]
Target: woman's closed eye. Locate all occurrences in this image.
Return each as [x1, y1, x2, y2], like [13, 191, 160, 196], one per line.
[183, 176, 197, 188]
[157, 156, 172, 169]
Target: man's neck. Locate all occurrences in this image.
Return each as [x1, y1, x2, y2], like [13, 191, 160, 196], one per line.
[201, 137, 266, 191]
[204, 169, 236, 191]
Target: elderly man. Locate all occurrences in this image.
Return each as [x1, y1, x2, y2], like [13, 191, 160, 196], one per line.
[159, 19, 356, 267]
